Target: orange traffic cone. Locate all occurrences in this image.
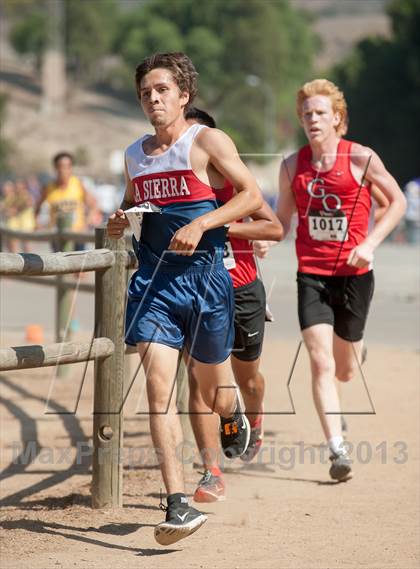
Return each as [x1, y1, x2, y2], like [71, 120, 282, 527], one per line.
[25, 324, 44, 344]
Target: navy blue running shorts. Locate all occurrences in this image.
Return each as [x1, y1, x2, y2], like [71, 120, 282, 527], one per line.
[125, 262, 234, 364]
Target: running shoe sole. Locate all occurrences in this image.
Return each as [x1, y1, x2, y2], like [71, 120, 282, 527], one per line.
[194, 490, 226, 503]
[329, 463, 353, 482]
[154, 514, 208, 546]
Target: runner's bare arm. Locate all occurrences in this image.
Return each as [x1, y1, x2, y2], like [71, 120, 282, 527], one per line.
[227, 200, 284, 241]
[276, 155, 297, 237]
[169, 129, 262, 255]
[371, 184, 390, 223]
[107, 161, 133, 239]
[347, 145, 406, 267]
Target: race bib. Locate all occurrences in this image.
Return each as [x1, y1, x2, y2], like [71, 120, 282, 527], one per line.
[223, 239, 236, 270]
[308, 210, 348, 242]
[125, 202, 161, 240]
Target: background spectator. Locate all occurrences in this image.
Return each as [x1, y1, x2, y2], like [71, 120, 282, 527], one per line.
[35, 152, 100, 251]
[404, 178, 420, 244]
[0, 179, 34, 252]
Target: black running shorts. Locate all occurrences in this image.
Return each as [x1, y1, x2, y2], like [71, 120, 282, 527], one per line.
[232, 278, 266, 361]
[297, 270, 374, 342]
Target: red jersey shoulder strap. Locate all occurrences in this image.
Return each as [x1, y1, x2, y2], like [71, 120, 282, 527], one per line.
[335, 138, 353, 174]
[338, 138, 371, 188]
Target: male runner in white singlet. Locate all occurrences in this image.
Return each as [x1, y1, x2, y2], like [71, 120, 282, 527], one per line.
[107, 53, 262, 544]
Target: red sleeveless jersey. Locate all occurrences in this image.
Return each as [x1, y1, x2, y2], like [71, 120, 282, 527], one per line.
[292, 138, 372, 276]
[217, 182, 257, 288]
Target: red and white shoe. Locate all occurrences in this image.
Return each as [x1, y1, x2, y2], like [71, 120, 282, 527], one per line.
[193, 469, 225, 503]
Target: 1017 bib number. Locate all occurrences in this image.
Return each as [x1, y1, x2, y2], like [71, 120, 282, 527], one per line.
[308, 212, 348, 242]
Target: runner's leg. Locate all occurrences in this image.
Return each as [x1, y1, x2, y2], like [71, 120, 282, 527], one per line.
[188, 359, 225, 502]
[138, 341, 185, 494]
[187, 357, 220, 471]
[301, 324, 342, 441]
[190, 357, 237, 418]
[333, 333, 364, 382]
[191, 356, 251, 459]
[231, 355, 265, 423]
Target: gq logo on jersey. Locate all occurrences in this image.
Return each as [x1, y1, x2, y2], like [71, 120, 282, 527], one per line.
[306, 177, 348, 242]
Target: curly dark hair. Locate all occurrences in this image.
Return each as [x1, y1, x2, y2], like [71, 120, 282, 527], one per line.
[53, 151, 74, 166]
[135, 52, 198, 105]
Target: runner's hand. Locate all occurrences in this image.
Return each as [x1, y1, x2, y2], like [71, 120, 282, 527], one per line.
[253, 240, 274, 259]
[169, 220, 204, 256]
[107, 209, 129, 239]
[347, 243, 374, 268]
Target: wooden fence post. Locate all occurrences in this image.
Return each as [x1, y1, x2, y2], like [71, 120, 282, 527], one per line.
[92, 228, 127, 508]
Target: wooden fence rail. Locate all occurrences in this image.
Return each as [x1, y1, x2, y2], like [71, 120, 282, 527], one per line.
[0, 248, 114, 275]
[1, 226, 136, 348]
[0, 228, 131, 508]
[0, 338, 114, 371]
[0, 226, 191, 509]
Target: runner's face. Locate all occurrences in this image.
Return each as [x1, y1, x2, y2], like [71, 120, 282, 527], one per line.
[139, 68, 189, 127]
[55, 157, 73, 184]
[301, 95, 340, 143]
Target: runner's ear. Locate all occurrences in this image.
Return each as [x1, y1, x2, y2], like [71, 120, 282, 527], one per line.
[180, 90, 190, 109]
[333, 111, 341, 129]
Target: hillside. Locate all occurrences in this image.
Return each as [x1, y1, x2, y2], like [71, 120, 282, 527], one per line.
[0, 64, 149, 178]
[0, 0, 390, 179]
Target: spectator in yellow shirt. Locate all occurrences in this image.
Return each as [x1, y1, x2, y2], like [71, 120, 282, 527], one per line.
[35, 152, 99, 251]
[1, 179, 35, 252]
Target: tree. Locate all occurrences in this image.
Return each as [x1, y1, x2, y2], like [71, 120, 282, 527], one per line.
[332, 0, 420, 184]
[8, 0, 118, 84]
[66, 0, 118, 82]
[9, 7, 47, 70]
[0, 94, 13, 174]
[7, 0, 319, 155]
[114, 0, 318, 158]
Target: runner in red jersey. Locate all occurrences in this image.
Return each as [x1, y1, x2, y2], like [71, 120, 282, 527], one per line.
[293, 137, 372, 276]
[277, 79, 406, 481]
[185, 108, 283, 502]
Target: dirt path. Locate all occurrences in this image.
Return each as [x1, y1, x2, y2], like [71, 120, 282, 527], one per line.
[1, 337, 418, 569]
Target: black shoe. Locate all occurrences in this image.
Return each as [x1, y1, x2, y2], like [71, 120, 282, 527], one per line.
[154, 494, 207, 546]
[329, 451, 353, 482]
[220, 405, 250, 459]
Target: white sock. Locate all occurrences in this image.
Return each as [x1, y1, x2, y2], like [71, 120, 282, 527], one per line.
[328, 435, 345, 455]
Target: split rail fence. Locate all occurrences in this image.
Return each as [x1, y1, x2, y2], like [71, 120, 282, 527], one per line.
[1, 224, 193, 508]
[0, 227, 136, 507]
